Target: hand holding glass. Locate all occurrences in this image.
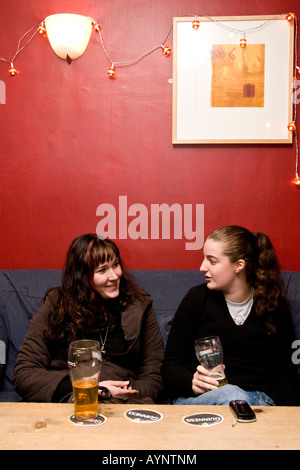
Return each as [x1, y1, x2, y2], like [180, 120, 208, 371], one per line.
[195, 336, 228, 387]
[68, 340, 101, 421]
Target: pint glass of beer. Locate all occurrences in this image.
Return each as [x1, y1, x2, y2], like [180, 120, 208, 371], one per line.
[68, 340, 101, 421]
[195, 336, 228, 387]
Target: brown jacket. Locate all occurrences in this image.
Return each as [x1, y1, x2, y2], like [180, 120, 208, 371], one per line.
[13, 291, 164, 402]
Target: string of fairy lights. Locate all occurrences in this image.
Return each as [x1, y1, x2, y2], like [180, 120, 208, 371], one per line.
[0, 12, 299, 185]
[0, 17, 173, 76]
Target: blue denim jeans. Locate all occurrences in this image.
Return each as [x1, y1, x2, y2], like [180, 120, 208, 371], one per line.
[173, 384, 275, 406]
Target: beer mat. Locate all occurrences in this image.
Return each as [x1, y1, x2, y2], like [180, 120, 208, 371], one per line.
[182, 412, 224, 427]
[69, 414, 107, 426]
[124, 409, 163, 423]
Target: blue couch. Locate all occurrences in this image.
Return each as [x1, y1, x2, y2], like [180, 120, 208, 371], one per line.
[1, 269, 300, 402]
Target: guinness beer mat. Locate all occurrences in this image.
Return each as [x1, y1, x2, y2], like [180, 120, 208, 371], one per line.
[125, 409, 163, 423]
[69, 414, 107, 426]
[183, 413, 224, 427]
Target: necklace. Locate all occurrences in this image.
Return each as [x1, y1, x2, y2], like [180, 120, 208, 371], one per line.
[99, 327, 109, 354]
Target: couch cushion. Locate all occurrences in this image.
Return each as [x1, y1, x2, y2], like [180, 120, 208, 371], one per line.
[0, 270, 62, 400]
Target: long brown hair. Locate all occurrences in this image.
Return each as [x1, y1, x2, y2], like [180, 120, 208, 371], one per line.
[45, 234, 145, 346]
[208, 225, 283, 333]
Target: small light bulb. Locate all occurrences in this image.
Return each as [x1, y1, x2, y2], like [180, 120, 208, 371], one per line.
[286, 12, 296, 22]
[9, 63, 17, 76]
[38, 22, 46, 35]
[240, 38, 247, 48]
[161, 45, 171, 56]
[287, 121, 296, 131]
[294, 176, 300, 186]
[107, 66, 116, 78]
[93, 22, 101, 32]
[192, 20, 200, 30]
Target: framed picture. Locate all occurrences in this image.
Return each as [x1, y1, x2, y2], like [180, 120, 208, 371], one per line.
[172, 15, 295, 144]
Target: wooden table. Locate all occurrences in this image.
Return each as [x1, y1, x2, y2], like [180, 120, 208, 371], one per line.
[0, 402, 299, 450]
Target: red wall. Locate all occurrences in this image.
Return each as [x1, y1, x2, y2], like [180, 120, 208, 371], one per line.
[1, 0, 300, 270]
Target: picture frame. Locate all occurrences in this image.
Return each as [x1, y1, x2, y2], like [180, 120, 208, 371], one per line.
[172, 15, 295, 144]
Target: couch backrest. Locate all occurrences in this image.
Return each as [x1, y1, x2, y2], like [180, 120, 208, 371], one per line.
[131, 270, 206, 344]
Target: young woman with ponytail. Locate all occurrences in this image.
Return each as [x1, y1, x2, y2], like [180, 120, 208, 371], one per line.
[162, 225, 300, 406]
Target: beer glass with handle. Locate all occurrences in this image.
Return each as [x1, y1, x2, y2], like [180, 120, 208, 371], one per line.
[68, 340, 101, 421]
[194, 336, 228, 387]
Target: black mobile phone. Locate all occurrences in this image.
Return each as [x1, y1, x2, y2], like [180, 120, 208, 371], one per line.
[229, 400, 256, 423]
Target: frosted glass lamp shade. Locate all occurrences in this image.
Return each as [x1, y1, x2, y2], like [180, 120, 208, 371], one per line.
[45, 14, 93, 61]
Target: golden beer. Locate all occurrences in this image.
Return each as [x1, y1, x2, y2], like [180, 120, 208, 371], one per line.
[73, 379, 98, 420]
[210, 372, 228, 387]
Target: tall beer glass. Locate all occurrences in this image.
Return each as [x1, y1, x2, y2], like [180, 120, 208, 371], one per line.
[195, 336, 228, 387]
[68, 340, 101, 421]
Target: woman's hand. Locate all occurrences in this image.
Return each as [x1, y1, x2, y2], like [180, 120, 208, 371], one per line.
[192, 365, 219, 395]
[98, 380, 139, 398]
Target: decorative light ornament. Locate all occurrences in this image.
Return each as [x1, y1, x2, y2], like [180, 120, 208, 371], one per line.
[161, 45, 171, 56]
[192, 20, 200, 30]
[38, 22, 46, 35]
[107, 64, 116, 78]
[44, 14, 93, 62]
[294, 176, 300, 186]
[287, 121, 297, 131]
[240, 38, 247, 48]
[286, 12, 296, 22]
[9, 62, 17, 76]
[93, 22, 101, 32]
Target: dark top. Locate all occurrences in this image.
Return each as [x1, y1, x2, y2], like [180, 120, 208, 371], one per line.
[162, 284, 300, 405]
[13, 290, 164, 403]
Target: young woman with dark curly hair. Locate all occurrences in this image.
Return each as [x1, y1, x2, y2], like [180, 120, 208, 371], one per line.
[162, 225, 300, 406]
[13, 234, 164, 404]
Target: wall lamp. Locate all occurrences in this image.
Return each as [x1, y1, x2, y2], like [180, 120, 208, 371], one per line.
[44, 14, 94, 63]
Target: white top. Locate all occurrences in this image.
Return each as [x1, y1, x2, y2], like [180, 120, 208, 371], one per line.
[226, 289, 254, 326]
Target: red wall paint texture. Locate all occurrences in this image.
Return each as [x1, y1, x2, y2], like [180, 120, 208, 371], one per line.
[0, 0, 300, 270]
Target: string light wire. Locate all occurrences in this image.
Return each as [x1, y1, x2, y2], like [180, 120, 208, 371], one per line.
[187, 13, 283, 35]
[95, 22, 173, 69]
[293, 16, 299, 183]
[0, 23, 40, 67]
